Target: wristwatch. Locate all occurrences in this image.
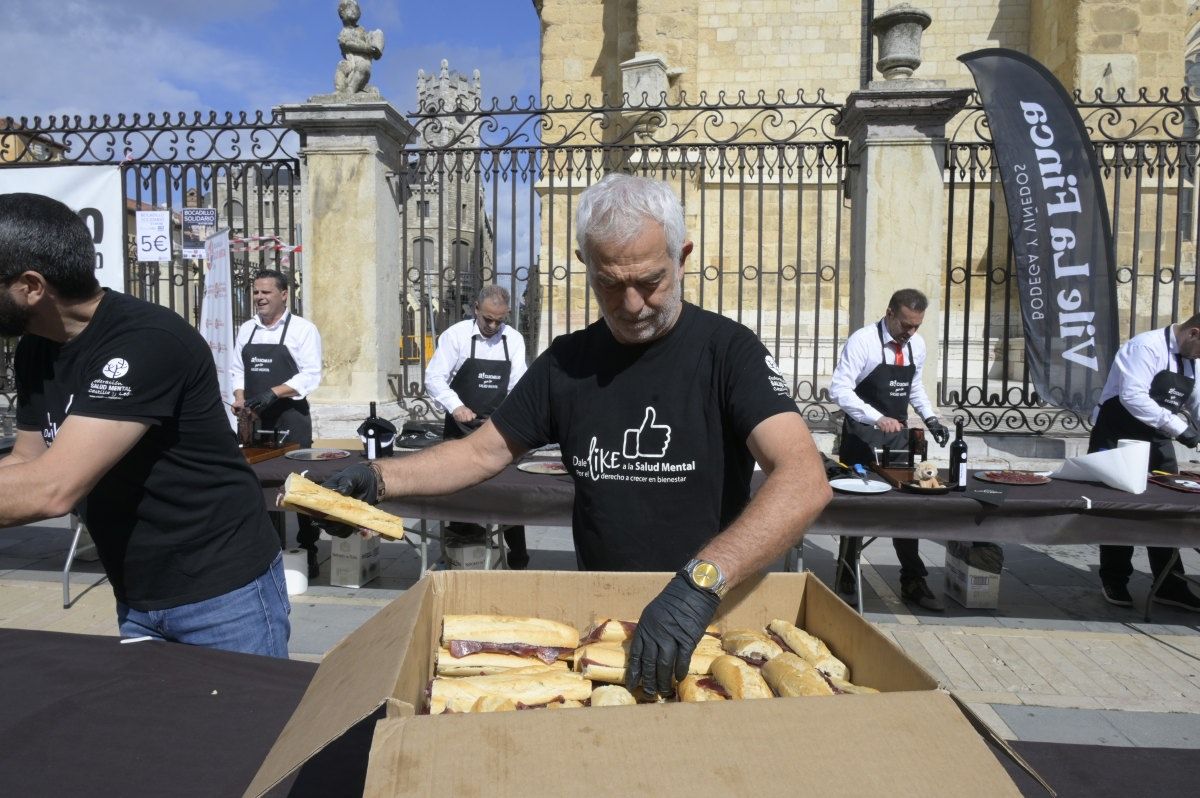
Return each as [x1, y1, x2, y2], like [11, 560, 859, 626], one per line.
[682, 558, 729, 599]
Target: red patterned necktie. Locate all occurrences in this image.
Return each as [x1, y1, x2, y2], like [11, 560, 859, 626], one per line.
[891, 341, 905, 367]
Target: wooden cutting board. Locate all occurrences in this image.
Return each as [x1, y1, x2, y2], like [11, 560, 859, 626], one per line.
[242, 443, 300, 464]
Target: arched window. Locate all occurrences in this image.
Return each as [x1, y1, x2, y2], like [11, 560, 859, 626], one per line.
[413, 237, 434, 276]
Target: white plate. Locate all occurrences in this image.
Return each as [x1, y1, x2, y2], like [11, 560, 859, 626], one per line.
[284, 448, 352, 461]
[829, 477, 892, 494]
[517, 461, 570, 475]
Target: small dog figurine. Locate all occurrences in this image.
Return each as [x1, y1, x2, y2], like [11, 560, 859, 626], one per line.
[913, 461, 941, 489]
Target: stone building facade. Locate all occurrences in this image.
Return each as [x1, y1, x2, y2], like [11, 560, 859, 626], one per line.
[402, 61, 496, 357]
[530, 0, 1195, 416]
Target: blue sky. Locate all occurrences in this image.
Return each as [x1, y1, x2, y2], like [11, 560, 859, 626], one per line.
[2, 0, 541, 119]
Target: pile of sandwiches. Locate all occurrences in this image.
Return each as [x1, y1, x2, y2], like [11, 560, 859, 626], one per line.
[430, 614, 878, 713]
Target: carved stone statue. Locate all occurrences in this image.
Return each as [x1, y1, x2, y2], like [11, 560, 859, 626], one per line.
[334, 0, 384, 96]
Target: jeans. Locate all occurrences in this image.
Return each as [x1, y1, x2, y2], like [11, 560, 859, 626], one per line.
[117, 552, 291, 658]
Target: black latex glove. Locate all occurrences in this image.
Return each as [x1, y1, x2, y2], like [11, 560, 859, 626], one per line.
[626, 572, 721, 697]
[244, 389, 279, 415]
[1178, 423, 1200, 449]
[317, 464, 381, 538]
[924, 417, 950, 447]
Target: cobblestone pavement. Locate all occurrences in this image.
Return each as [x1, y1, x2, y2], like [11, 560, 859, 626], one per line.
[2, 513, 1198, 749]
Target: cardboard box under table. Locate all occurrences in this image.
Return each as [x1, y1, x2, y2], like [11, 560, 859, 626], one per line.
[245, 571, 1022, 797]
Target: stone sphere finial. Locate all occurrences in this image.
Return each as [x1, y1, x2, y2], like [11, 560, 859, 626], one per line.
[871, 3, 933, 80]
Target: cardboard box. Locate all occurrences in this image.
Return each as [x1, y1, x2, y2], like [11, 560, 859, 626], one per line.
[441, 540, 506, 570]
[245, 571, 1022, 797]
[945, 541, 1004, 609]
[329, 531, 381, 588]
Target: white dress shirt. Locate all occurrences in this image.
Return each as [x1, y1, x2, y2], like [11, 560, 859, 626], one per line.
[828, 319, 935, 424]
[425, 318, 528, 414]
[231, 311, 323, 399]
[1092, 325, 1199, 436]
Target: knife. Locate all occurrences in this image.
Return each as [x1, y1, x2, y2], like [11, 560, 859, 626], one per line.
[852, 464, 871, 487]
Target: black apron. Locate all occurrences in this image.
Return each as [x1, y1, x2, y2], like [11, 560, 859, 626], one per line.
[839, 321, 916, 467]
[1089, 326, 1195, 472]
[442, 334, 513, 440]
[242, 314, 312, 448]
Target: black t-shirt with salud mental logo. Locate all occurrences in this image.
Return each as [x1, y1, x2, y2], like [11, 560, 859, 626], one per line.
[491, 303, 799, 571]
[14, 290, 281, 611]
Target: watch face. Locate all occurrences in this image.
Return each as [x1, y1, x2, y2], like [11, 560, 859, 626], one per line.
[692, 561, 720, 589]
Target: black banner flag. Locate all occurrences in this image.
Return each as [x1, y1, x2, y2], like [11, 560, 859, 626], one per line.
[960, 48, 1118, 414]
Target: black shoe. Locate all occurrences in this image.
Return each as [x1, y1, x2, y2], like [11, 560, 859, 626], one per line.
[837, 568, 857, 596]
[1152, 581, 1200, 612]
[1101, 581, 1133, 607]
[305, 547, 320, 579]
[507, 551, 530, 571]
[900, 577, 944, 612]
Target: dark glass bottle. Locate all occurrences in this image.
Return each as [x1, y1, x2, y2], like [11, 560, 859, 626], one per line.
[364, 401, 379, 460]
[948, 419, 968, 490]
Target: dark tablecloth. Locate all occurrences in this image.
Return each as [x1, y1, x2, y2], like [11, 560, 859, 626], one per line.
[255, 453, 1200, 547]
[3, 628, 1197, 798]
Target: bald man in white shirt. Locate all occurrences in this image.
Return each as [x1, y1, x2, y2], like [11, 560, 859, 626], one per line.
[425, 285, 530, 567]
[1090, 312, 1200, 611]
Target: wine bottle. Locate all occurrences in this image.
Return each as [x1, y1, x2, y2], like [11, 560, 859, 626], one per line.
[365, 401, 378, 460]
[949, 419, 968, 491]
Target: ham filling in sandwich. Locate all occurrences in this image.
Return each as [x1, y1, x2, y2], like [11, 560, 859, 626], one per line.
[442, 614, 579, 666]
[766, 618, 850, 681]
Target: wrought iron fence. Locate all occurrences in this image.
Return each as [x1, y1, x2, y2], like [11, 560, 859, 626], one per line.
[388, 92, 853, 429]
[0, 110, 302, 414]
[942, 88, 1200, 434]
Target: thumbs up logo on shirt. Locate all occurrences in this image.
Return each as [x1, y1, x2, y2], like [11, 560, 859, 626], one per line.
[623, 406, 672, 459]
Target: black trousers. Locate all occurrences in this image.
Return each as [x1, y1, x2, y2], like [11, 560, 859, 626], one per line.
[443, 522, 528, 560]
[837, 429, 927, 582]
[1089, 423, 1185, 589]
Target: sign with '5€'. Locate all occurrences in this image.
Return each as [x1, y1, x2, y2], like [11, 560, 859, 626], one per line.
[135, 210, 173, 262]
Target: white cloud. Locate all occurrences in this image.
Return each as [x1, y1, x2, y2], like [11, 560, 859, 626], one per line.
[0, 1, 306, 118]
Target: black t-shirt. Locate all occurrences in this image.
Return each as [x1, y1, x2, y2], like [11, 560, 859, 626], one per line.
[491, 303, 798, 571]
[15, 290, 281, 610]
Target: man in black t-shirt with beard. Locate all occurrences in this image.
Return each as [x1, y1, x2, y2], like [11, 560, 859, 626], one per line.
[323, 174, 832, 696]
[0, 193, 287, 657]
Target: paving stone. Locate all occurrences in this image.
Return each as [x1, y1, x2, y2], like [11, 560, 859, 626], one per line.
[1099, 710, 1200, 748]
[992, 705, 1134, 746]
[965, 702, 1018, 739]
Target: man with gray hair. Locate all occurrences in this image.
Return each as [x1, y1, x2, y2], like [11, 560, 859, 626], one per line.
[425, 283, 529, 567]
[324, 173, 831, 697]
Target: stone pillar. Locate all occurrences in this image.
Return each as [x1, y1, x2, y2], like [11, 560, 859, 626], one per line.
[277, 100, 416, 438]
[835, 5, 970, 408]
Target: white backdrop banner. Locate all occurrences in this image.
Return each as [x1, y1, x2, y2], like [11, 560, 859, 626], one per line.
[201, 228, 236, 429]
[0, 165, 124, 291]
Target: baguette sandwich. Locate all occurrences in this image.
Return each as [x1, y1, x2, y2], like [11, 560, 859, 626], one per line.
[760, 652, 835, 697]
[677, 674, 729, 702]
[827, 675, 879, 695]
[579, 619, 638, 645]
[573, 642, 627, 684]
[686, 636, 726, 675]
[590, 685, 638, 707]
[766, 619, 849, 681]
[442, 614, 580, 665]
[436, 647, 568, 677]
[429, 668, 593, 714]
[279, 472, 406, 539]
[721, 629, 784, 665]
[709, 654, 774, 700]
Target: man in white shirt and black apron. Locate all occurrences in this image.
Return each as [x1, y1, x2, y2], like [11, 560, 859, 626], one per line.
[1089, 314, 1200, 612]
[232, 270, 324, 576]
[828, 289, 950, 611]
[425, 285, 529, 568]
